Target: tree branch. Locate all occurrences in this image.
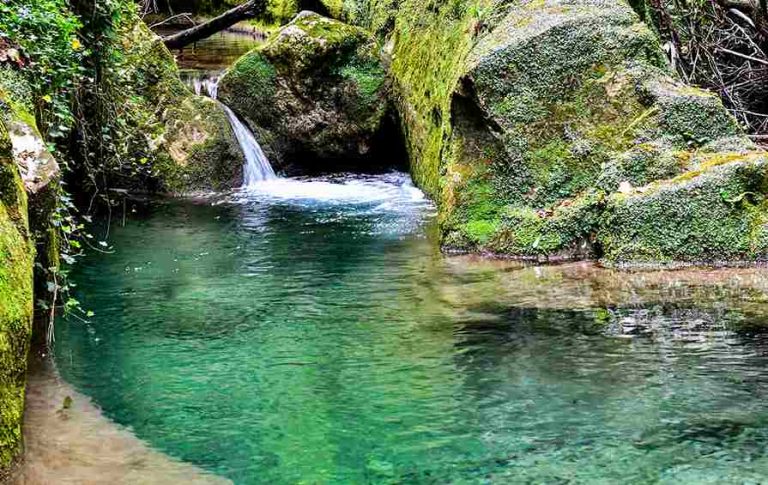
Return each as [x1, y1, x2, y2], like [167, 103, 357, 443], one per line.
[162, 0, 266, 50]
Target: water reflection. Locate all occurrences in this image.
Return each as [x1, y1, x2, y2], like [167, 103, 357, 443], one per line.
[156, 26, 264, 71]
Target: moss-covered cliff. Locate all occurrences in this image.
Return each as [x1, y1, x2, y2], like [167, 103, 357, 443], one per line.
[339, 0, 767, 266]
[0, 76, 35, 473]
[0, 129, 32, 475]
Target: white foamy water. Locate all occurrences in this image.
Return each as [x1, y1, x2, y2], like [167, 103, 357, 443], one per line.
[232, 172, 430, 210]
[186, 72, 277, 185]
[223, 172, 435, 237]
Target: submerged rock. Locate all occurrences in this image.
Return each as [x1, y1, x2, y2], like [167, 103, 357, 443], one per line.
[344, 0, 766, 266]
[218, 11, 390, 174]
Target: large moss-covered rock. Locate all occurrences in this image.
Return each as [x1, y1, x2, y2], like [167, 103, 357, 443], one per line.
[0, 96, 33, 473]
[0, 66, 69, 473]
[158, 94, 246, 190]
[218, 11, 389, 173]
[343, 0, 764, 266]
[116, 21, 245, 191]
[439, 0, 752, 260]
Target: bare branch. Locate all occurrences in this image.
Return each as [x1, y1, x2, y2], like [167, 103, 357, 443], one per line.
[150, 13, 196, 29]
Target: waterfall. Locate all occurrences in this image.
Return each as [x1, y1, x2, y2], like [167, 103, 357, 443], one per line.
[220, 104, 277, 185]
[187, 72, 277, 185]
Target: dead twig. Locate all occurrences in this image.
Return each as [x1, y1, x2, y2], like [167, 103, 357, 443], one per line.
[150, 13, 197, 29]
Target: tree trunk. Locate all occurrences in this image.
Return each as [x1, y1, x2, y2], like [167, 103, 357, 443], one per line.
[162, 0, 266, 50]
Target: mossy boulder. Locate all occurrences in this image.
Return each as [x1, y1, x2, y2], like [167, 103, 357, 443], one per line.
[343, 0, 763, 265]
[117, 21, 245, 191]
[600, 153, 768, 267]
[157, 94, 246, 190]
[440, 0, 751, 258]
[218, 11, 389, 173]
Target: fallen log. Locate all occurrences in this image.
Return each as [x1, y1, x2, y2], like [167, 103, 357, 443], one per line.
[162, 0, 266, 50]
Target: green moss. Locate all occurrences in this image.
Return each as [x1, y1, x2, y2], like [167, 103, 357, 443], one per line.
[229, 52, 278, 89]
[652, 83, 741, 147]
[291, 10, 362, 40]
[341, 59, 386, 108]
[57, 16, 243, 193]
[444, 174, 504, 248]
[258, 12, 369, 74]
[0, 121, 33, 469]
[385, 0, 488, 196]
[462, 219, 499, 244]
[596, 141, 687, 191]
[491, 191, 605, 257]
[599, 156, 768, 266]
[0, 68, 35, 129]
[220, 53, 278, 128]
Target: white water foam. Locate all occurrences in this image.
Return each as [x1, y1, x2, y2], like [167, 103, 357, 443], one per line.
[187, 72, 276, 185]
[234, 172, 429, 209]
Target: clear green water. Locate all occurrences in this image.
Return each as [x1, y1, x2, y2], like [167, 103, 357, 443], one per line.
[155, 26, 264, 71]
[56, 173, 768, 484]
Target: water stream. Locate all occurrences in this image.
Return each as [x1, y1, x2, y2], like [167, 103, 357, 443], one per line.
[190, 73, 277, 185]
[20, 26, 768, 485]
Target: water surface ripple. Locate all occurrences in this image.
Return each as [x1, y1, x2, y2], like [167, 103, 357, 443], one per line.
[55, 173, 768, 483]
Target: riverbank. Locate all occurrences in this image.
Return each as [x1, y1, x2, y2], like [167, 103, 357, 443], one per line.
[12, 356, 228, 484]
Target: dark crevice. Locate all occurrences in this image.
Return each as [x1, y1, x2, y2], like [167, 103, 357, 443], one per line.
[297, 0, 332, 17]
[278, 104, 409, 176]
[452, 76, 503, 136]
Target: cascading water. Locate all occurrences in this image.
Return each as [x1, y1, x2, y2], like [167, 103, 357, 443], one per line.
[187, 72, 276, 185]
[220, 104, 277, 185]
[183, 72, 420, 204]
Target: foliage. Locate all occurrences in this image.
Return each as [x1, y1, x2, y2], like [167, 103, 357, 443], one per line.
[143, 0, 242, 16]
[0, 0, 162, 323]
[69, 0, 162, 190]
[632, 0, 768, 137]
[0, 0, 83, 141]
